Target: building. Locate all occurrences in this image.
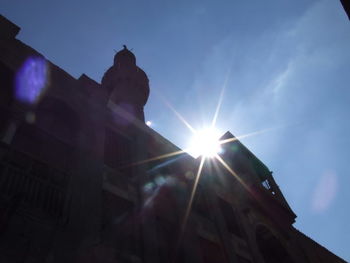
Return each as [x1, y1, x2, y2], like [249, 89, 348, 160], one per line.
[340, 0, 350, 20]
[0, 15, 347, 263]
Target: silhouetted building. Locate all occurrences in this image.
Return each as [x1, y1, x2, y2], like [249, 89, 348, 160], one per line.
[0, 15, 347, 263]
[340, 0, 350, 20]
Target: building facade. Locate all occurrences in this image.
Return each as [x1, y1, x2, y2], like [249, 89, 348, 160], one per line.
[0, 15, 347, 263]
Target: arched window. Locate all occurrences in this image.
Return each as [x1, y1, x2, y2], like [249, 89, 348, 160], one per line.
[218, 198, 243, 238]
[12, 97, 79, 170]
[0, 61, 15, 137]
[35, 98, 79, 143]
[255, 225, 294, 263]
[104, 128, 131, 169]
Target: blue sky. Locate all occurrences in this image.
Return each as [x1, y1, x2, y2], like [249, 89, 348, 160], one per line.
[2, 0, 350, 260]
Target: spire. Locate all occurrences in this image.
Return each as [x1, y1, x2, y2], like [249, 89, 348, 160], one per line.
[114, 45, 136, 67]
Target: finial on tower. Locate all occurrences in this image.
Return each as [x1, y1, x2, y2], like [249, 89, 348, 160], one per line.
[113, 45, 136, 66]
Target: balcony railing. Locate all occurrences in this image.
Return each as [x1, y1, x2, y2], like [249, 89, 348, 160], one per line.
[0, 142, 70, 223]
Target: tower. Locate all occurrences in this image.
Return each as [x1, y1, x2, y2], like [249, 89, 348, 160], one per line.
[102, 45, 150, 123]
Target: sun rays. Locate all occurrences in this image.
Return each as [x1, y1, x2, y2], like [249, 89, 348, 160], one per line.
[174, 155, 205, 260]
[128, 80, 278, 260]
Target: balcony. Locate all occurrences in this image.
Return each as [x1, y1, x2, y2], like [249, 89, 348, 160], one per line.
[0, 142, 70, 223]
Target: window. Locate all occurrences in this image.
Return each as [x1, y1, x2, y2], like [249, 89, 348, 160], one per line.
[193, 187, 211, 219]
[0, 61, 14, 138]
[101, 190, 135, 253]
[156, 218, 177, 262]
[199, 237, 227, 263]
[262, 179, 275, 195]
[218, 198, 243, 238]
[12, 124, 73, 170]
[35, 98, 79, 144]
[104, 129, 131, 169]
[237, 255, 251, 263]
[256, 225, 294, 263]
[11, 98, 78, 171]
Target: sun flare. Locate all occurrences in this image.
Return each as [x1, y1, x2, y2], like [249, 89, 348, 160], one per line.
[188, 128, 222, 158]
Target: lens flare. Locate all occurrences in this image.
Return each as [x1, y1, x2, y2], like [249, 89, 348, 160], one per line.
[15, 56, 48, 104]
[311, 170, 338, 213]
[108, 101, 137, 126]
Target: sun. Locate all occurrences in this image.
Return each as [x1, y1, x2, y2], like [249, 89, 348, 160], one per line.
[188, 127, 222, 158]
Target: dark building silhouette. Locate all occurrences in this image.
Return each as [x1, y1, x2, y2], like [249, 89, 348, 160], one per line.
[0, 15, 347, 263]
[340, 0, 350, 20]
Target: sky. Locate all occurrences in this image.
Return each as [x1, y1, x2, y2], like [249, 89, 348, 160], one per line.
[2, 0, 350, 260]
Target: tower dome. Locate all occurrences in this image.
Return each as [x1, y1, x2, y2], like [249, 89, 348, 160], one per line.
[114, 45, 136, 67]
